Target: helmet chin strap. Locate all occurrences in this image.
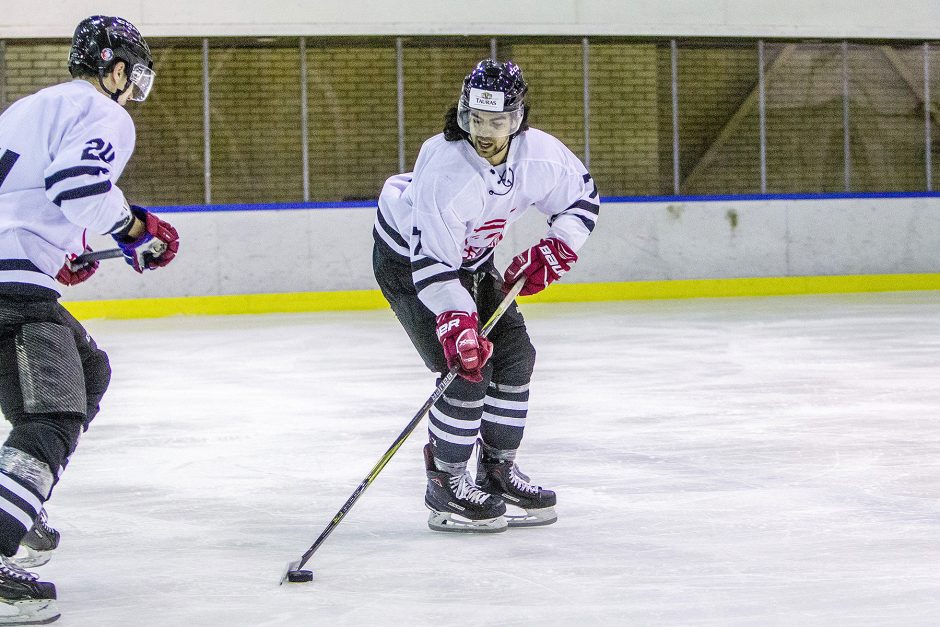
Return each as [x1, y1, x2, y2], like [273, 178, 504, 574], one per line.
[97, 72, 131, 102]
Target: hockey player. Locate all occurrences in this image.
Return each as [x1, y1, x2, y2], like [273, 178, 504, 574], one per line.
[373, 59, 598, 533]
[0, 15, 179, 624]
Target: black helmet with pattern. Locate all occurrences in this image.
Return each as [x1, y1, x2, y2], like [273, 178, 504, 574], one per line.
[68, 15, 155, 102]
[457, 59, 529, 138]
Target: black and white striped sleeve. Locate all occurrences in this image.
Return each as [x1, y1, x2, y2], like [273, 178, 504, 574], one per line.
[410, 252, 474, 316]
[537, 169, 599, 252]
[409, 197, 477, 316]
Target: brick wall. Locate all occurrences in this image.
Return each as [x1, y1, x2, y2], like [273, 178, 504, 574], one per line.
[207, 45, 303, 204]
[307, 43, 398, 201]
[0, 37, 937, 202]
[764, 43, 847, 193]
[401, 40, 490, 169]
[1, 42, 71, 109]
[123, 44, 205, 205]
[588, 42, 661, 196]
[507, 41, 586, 158]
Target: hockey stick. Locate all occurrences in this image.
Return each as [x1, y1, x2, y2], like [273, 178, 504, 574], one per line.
[279, 279, 526, 585]
[73, 240, 168, 266]
[74, 248, 124, 264]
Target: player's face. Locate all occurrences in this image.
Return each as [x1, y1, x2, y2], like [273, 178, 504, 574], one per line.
[471, 133, 510, 163]
[116, 84, 133, 106]
[103, 62, 155, 106]
[469, 111, 512, 163]
[468, 110, 513, 138]
[102, 63, 133, 106]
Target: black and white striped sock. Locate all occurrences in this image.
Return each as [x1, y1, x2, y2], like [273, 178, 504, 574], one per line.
[480, 381, 529, 452]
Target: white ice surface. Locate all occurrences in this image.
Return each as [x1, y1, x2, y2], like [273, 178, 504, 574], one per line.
[11, 292, 940, 626]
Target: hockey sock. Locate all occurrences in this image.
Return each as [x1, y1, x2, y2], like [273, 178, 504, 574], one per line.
[480, 381, 528, 451]
[0, 446, 53, 556]
[4, 415, 83, 474]
[427, 376, 486, 464]
[433, 458, 468, 475]
[480, 439, 516, 463]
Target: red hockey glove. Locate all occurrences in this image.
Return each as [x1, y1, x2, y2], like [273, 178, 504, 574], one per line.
[435, 311, 494, 383]
[56, 247, 99, 286]
[112, 205, 180, 273]
[503, 237, 578, 296]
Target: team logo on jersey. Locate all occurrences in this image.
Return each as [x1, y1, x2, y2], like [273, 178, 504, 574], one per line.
[100, 48, 114, 62]
[469, 87, 504, 112]
[464, 218, 506, 260]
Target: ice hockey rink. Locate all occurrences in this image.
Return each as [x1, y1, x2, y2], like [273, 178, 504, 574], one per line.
[14, 291, 940, 626]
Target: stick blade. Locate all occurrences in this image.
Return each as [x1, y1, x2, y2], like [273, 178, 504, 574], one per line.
[279, 559, 302, 586]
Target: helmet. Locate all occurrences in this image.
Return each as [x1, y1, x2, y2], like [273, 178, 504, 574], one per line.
[457, 59, 528, 138]
[68, 15, 155, 102]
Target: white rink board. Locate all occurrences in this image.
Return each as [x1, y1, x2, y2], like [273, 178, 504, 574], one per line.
[66, 195, 940, 303]
[17, 292, 940, 625]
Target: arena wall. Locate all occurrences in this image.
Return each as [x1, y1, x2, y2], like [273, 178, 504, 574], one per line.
[59, 195, 940, 318]
[1, 1, 938, 39]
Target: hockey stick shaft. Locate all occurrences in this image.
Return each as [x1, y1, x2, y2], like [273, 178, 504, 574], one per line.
[282, 279, 526, 580]
[74, 248, 124, 264]
[75, 239, 168, 266]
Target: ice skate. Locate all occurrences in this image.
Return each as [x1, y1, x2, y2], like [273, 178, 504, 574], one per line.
[0, 556, 58, 625]
[475, 441, 557, 527]
[424, 444, 508, 533]
[12, 511, 59, 569]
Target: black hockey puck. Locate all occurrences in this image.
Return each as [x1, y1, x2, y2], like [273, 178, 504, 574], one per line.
[287, 569, 314, 583]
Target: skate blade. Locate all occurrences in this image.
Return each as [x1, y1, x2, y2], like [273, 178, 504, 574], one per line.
[0, 599, 60, 625]
[505, 505, 557, 528]
[427, 510, 508, 533]
[9, 546, 52, 569]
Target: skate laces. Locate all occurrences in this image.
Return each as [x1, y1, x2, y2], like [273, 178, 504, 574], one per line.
[34, 509, 54, 536]
[1, 556, 38, 582]
[450, 472, 490, 505]
[509, 463, 541, 495]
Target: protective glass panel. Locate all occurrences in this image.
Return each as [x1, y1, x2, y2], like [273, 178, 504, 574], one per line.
[764, 42, 846, 193]
[306, 40, 399, 201]
[401, 39, 490, 170]
[1, 37, 934, 202]
[122, 42, 204, 205]
[2, 43, 71, 113]
[589, 41, 662, 196]
[930, 43, 939, 190]
[675, 41, 761, 195]
[847, 43, 926, 192]
[209, 41, 303, 204]
[505, 39, 586, 159]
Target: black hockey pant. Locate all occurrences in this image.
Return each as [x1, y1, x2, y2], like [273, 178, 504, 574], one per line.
[373, 242, 535, 465]
[0, 294, 111, 555]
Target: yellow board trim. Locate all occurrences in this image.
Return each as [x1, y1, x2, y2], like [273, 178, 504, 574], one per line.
[62, 273, 940, 320]
[519, 273, 940, 303]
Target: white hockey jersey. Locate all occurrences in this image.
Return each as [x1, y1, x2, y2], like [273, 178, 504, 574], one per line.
[374, 127, 599, 316]
[0, 79, 135, 296]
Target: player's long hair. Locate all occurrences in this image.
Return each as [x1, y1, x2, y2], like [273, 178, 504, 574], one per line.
[442, 104, 530, 142]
